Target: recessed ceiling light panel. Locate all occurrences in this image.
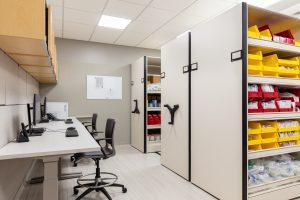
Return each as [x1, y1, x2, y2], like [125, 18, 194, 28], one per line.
[98, 15, 131, 29]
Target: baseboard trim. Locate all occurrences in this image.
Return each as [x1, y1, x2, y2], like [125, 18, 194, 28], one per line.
[14, 159, 37, 200]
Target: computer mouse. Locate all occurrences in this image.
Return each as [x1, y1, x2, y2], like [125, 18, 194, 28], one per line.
[67, 127, 76, 131]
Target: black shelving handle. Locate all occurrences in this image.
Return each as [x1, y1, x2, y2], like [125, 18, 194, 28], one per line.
[132, 99, 140, 114]
[164, 104, 179, 125]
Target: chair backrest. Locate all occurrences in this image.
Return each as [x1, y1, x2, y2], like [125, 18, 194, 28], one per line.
[91, 113, 98, 131]
[104, 118, 116, 156]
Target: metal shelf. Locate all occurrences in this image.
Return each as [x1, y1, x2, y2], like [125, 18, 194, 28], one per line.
[147, 91, 161, 94]
[248, 76, 300, 88]
[147, 125, 161, 129]
[147, 107, 161, 111]
[249, 145, 300, 160]
[248, 112, 300, 121]
[248, 38, 300, 58]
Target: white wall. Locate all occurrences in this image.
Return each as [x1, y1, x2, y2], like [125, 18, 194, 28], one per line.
[0, 50, 39, 200]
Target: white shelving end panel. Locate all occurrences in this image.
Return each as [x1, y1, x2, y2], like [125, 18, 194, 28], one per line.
[147, 142, 161, 153]
[147, 125, 161, 129]
[147, 107, 161, 111]
[147, 91, 161, 94]
[147, 74, 161, 77]
[248, 38, 300, 57]
[249, 145, 300, 160]
[248, 76, 300, 87]
[248, 112, 300, 121]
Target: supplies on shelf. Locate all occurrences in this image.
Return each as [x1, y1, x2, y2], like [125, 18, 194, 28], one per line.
[147, 83, 161, 91]
[248, 120, 300, 151]
[147, 114, 161, 125]
[248, 154, 300, 187]
[273, 30, 295, 45]
[257, 25, 272, 41]
[148, 95, 161, 107]
[147, 134, 161, 143]
[248, 25, 260, 39]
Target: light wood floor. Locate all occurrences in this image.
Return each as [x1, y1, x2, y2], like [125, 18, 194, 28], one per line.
[19, 145, 217, 200]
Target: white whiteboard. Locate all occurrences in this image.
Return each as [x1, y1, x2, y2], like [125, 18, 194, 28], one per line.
[87, 75, 122, 100]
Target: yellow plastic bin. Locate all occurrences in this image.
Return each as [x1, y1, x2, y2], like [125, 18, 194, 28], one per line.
[249, 134, 262, 145]
[278, 134, 300, 142]
[263, 54, 279, 77]
[248, 51, 263, 76]
[248, 122, 261, 135]
[249, 144, 262, 151]
[261, 132, 278, 144]
[248, 25, 260, 39]
[295, 39, 300, 46]
[261, 142, 279, 149]
[261, 121, 277, 133]
[278, 57, 300, 78]
[260, 29, 272, 41]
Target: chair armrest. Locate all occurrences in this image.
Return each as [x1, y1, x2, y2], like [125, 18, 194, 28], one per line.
[92, 131, 104, 134]
[82, 122, 91, 124]
[85, 124, 92, 127]
[96, 138, 112, 143]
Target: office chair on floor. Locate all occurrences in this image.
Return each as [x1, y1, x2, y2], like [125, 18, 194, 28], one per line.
[71, 113, 103, 166]
[73, 119, 127, 200]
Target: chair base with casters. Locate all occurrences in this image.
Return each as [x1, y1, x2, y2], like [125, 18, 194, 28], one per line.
[73, 159, 127, 200]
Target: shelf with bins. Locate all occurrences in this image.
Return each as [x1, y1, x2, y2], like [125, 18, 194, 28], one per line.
[147, 107, 161, 111]
[147, 124, 161, 129]
[247, 9, 300, 199]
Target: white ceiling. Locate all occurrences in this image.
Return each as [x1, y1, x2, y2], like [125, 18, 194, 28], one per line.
[46, 0, 300, 49]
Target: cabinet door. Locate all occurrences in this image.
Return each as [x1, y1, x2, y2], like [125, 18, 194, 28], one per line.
[161, 33, 189, 179]
[131, 57, 145, 152]
[191, 4, 245, 200]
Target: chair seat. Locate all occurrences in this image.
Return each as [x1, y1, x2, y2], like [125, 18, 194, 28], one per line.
[82, 147, 114, 159]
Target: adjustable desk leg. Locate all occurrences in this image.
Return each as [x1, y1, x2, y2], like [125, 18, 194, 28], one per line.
[43, 157, 59, 200]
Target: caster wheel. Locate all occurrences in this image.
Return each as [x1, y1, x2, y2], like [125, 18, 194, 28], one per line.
[74, 188, 79, 195]
[122, 187, 127, 193]
[73, 162, 77, 167]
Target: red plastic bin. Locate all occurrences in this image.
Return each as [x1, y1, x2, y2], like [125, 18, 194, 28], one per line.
[248, 85, 262, 100]
[248, 101, 262, 113]
[261, 100, 278, 112]
[273, 30, 295, 45]
[262, 86, 279, 99]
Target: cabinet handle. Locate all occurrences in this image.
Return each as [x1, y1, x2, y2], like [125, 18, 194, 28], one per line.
[131, 99, 140, 114]
[164, 104, 179, 125]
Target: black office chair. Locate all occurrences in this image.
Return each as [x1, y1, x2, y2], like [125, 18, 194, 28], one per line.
[73, 119, 127, 200]
[71, 114, 103, 166]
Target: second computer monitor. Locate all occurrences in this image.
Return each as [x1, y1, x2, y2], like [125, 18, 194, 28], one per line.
[41, 97, 47, 117]
[33, 94, 41, 125]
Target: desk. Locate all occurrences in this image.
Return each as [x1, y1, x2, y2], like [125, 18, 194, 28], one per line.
[0, 117, 99, 200]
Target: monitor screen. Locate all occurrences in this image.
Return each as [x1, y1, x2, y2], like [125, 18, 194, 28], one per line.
[33, 94, 41, 125]
[41, 97, 47, 117]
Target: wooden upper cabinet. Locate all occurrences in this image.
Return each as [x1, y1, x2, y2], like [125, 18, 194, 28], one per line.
[0, 0, 58, 84]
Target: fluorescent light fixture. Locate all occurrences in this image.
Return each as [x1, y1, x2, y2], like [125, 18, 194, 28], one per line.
[177, 30, 191, 38]
[241, 0, 282, 8]
[98, 15, 131, 29]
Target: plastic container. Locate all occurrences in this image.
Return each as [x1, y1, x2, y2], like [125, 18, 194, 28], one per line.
[261, 142, 279, 149]
[261, 132, 278, 144]
[278, 57, 300, 78]
[295, 39, 300, 47]
[273, 30, 295, 45]
[248, 51, 264, 76]
[248, 122, 261, 135]
[248, 101, 262, 113]
[248, 84, 262, 100]
[261, 85, 279, 99]
[261, 100, 278, 112]
[262, 54, 279, 77]
[258, 25, 273, 41]
[278, 134, 300, 142]
[249, 144, 262, 151]
[261, 121, 277, 133]
[248, 25, 260, 39]
[249, 134, 262, 145]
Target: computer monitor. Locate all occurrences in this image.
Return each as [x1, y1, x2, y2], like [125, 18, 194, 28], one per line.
[33, 94, 41, 125]
[27, 103, 33, 134]
[41, 97, 47, 118]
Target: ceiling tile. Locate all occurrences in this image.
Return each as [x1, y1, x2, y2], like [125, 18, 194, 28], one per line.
[279, 3, 300, 16]
[103, 0, 146, 19]
[137, 7, 176, 24]
[64, 8, 100, 25]
[125, 19, 161, 34]
[115, 31, 147, 46]
[64, 22, 95, 41]
[185, 0, 237, 19]
[52, 6, 63, 20]
[64, 0, 107, 13]
[90, 27, 123, 44]
[120, 0, 151, 6]
[46, 0, 63, 7]
[150, 0, 196, 12]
